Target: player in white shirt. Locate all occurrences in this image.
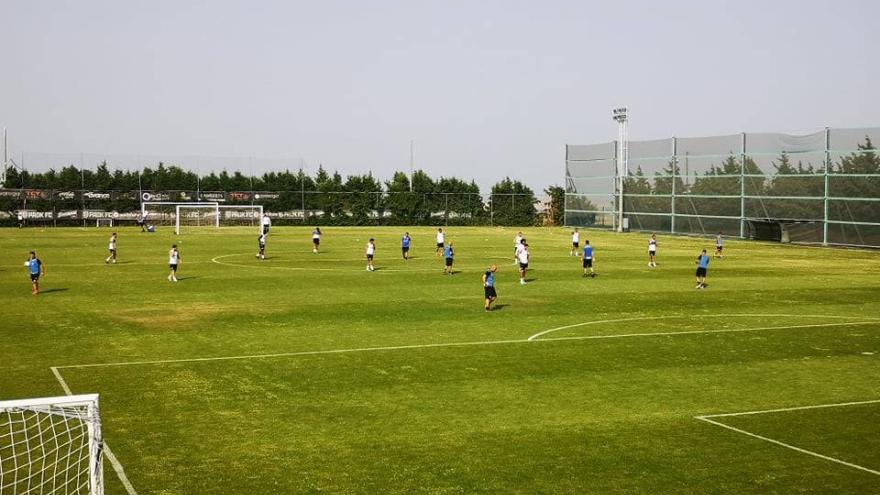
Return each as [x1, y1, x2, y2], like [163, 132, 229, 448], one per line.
[365, 238, 376, 271]
[167, 244, 180, 282]
[261, 214, 271, 235]
[714, 231, 724, 258]
[517, 243, 530, 285]
[570, 228, 580, 257]
[105, 232, 118, 264]
[648, 234, 657, 267]
[312, 227, 322, 254]
[257, 233, 267, 260]
[513, 231, 523, 264]
[435, 228, 445, 257]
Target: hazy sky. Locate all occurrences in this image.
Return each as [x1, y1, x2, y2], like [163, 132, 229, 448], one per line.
[2, 0, 878, 191]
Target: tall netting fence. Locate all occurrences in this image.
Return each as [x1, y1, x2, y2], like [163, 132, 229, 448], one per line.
[565, 127, 880, 248]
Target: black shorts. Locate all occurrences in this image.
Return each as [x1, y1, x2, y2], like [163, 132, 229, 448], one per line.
[648, 250, 656, 256]
[583, 258, 592, 268]
[30, 273, 40, 282]
[170, 264, 178, 271]
[437, 242, 444, 248]
[716, 245, 723, 251]
[367, 254, 374, 260]
[519, 262, 528, 270]
[484, 286, 497, 299]
[402, 246, 409, 253]
[263, 226, 270, 234]
[109, 249, 116, 254]
[313, 238, 320, 245]
[573, 242, 579, 248]
[696, 267, 707, 277]
[445, 258, 453, 266]
[259, 244, 265, 250]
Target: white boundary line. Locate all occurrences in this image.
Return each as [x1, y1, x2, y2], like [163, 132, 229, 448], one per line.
[51, 367, 140, 495]
[696, 399, 880, 477]
[527, 313, 880, 341]
[211, 253, 443, 273]
[52, 317, 877, 370]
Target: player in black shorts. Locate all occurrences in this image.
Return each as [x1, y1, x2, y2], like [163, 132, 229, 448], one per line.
[483, 264, 497, 311]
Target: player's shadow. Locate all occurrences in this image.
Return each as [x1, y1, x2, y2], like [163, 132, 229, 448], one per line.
[175, 276, 201, 281]
[491, 304, 508, 311]
[524, 278, 536, 282]
[40, 288, 68, 294]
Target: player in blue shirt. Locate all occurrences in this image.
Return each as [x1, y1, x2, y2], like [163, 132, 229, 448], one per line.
[443, 242, 454, 275]
[401, 232, 411, 260]
[483, 264, 497, 311]
[695, 249, 710, 289]
[582, 240, 595, 278]
[25, 251, 44, 295]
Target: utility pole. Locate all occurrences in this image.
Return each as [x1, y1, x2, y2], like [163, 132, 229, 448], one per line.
[2, 128, 7, 185]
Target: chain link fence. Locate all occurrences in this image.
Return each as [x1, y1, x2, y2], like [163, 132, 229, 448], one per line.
[565, 127, 880, 248]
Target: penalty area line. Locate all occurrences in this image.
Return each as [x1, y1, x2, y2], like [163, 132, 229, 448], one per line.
[695, 413, 880, 477]
[52, 320, 877, 370]
[50, 366, 140, 495]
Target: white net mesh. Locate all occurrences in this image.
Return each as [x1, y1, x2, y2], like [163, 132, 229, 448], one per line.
[0, 396, 102, 495]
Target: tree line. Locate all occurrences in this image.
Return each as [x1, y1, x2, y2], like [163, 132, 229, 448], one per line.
[1, 164, 559, 226]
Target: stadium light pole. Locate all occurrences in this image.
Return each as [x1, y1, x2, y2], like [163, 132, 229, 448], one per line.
[2, 127, 7, 185]
[612, 107, 628, 233]
[409, 140, 414, 193]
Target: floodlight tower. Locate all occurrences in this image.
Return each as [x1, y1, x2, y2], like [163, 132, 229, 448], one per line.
[612, 108, 628, 232]
[2, 128, 7, 185]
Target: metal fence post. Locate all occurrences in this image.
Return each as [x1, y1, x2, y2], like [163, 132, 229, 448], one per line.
[671, 136, 677, 234]
[823, 127, 830, 245]
[740, 132, 746, 238]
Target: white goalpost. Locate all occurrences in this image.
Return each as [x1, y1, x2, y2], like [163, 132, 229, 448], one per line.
[139, 201, 263, 235]
[0, 394, 103, 495]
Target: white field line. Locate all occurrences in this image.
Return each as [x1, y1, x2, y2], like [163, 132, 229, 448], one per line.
[50, 367, 139, 495]
[696, 416, 880, 477]
[527, 313, 880, 341]
[52, 319, 877, 370]
[700, 399, 880, 419]
[211, 254, 445, 273]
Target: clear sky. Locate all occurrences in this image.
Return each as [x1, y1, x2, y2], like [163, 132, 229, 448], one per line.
[2, 0, 878, 192]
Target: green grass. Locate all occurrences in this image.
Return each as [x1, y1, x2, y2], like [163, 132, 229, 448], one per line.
[1, 225, 879, 494]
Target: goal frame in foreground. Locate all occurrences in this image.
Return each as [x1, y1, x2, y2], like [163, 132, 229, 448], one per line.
[0, 393, 103, 495]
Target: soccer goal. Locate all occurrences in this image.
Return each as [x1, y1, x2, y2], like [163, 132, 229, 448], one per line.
[0, 394, 104, 495]
[139, 202, 218, 232]
[95, 218, 113, 228]
[174, 204, 264, 235]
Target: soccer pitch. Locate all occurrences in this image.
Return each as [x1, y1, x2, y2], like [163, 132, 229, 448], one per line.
[1, 226, 879, 494]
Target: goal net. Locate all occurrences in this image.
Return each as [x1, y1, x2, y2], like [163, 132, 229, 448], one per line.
[0, 394, 103, 495]
[174, 205, 264, 234]
[139, 202, 218, 231]
[218, 205, 263, 232]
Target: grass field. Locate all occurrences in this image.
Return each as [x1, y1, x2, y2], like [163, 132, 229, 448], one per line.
[1, 225, 879, 494]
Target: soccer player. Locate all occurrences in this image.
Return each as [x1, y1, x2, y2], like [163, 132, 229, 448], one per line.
[136, 213, 146, 232]
[517, 243, 530, 285]
[513, 231, 523, 264]
[312, 227, 322, 254]
[25, 252, 44, 295]
[582, 240, 595, 277]
[570, 228, 580, 257]
[365, 238, 376, 272]
[105, 232, 118, 264]
[17, 211, 24, 229]
[648, 234, 657, 267]
[261, 214, 271, 235]
[714, 232, 724, 258]
[435, 228, 445, 257]
[257, 233, 267, 260]
[695, 249, 710, 289]
[168, 244, 180, 282]
[401, 232, 411, 260]
[483, 264, 497, 311]
[444, 241, 454, 275]
[515, 237, 526, 266]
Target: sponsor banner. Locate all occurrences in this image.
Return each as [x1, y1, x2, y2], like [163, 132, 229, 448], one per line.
[269, 210, 323, 219]
[20, 210, 54, 219]
[83, 210, 114, 219]
[141, 191, 171, 202]
[228, 191, 253, 202]
[57, 210, 79, 219]
[199, 191, 227, 203]
[253, 192, 280, 201]
[178, 191, 196, 202]
[55, 191, 78, 200]
[24, 189, 50, 200]
[115, 191, 136, 201]
[83, 191, 111, 200]
[0, 189, 22, 199]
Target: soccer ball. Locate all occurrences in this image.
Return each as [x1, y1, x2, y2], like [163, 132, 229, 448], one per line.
[24, 261, 30, 266]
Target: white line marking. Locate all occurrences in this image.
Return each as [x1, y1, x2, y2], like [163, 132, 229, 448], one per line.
[210, 254, 444, 273]
[50, 367, 140, 495]
[526, 313, 880, 341]
[700, 399, 880, 418]
[696, 416, 880, 477]
[52, 320, 877, 370]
